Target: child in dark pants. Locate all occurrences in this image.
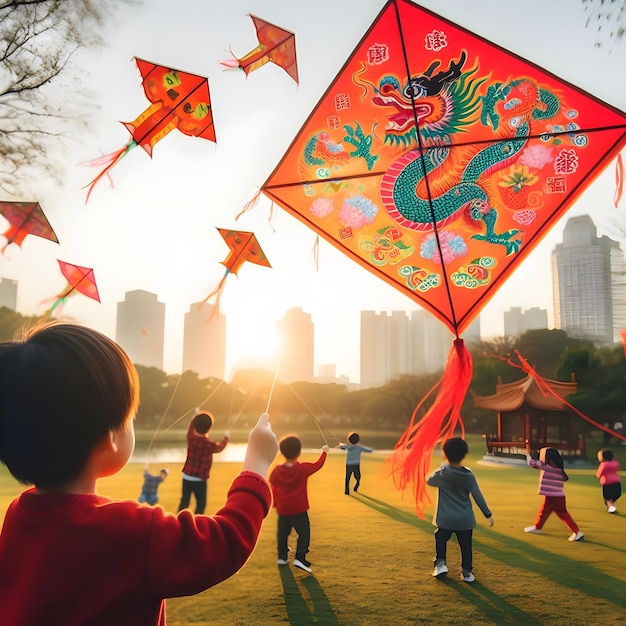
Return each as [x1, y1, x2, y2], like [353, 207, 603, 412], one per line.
[596, 448, 621, 513]
[427, 438, 494, 583]
[338, 432, 373, 494]
[269, 435, 329, 573]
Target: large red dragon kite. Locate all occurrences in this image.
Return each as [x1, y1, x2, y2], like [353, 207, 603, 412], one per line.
[260, 0, 626, 515]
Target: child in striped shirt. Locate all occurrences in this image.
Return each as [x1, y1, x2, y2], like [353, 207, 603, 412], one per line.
[524, 447, 583, 541]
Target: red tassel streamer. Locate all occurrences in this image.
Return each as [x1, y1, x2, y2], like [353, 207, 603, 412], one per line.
[387, 338, 473, 518]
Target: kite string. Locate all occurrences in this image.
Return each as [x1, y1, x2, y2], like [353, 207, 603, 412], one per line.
[160, 378, 225, 435]
[265, 352, 282, 414]
[145, 373, 183, 460]
[286, 383, 332, 447]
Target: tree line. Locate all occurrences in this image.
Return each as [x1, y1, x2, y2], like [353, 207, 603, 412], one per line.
[1, 307, 624, 438]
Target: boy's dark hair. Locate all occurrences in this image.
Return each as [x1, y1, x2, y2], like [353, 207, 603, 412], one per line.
[600, 448, 614, 461]
[0, 322, 139, 489]
[348, 432, 360, 444]
[279, 434, 302, 460]
[160, 469, 169, 476]
[193, 412, 214, 434]
[442, 437, 468, 463]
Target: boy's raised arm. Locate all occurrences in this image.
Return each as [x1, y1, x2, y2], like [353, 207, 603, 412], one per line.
[242, 413, 279, 478]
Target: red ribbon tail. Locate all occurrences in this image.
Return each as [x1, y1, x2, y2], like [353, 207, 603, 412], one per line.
[386, 339, 473, 518]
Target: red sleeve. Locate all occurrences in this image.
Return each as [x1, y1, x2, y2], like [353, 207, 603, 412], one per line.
[303, 451, 327, 476]
[147, 471, 271, 597]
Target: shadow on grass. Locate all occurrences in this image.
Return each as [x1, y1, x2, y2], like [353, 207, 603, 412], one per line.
[278, 565, 339, 626]
[473, 531, 626, 609]
[353, 493, 432, 531]
[356, 493, 626, 612]
[438, 577, 537, 625]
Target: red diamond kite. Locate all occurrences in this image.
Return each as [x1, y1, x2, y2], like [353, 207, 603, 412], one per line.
[0, 201, 58, 255]
[41, 260, 101, 317]
[82, 58, 216, 201]
[260, 0, 626, 515]
[221, 14, 298, 84]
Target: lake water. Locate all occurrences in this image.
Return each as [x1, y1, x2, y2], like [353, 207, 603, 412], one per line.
[132, 442, 392, 465]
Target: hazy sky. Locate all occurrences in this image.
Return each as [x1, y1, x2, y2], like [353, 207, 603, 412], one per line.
[1, 0, 625, 383]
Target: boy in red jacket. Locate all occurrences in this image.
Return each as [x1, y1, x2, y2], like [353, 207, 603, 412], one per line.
[0, 321, 278, 625]
[269, 435, 329, 573]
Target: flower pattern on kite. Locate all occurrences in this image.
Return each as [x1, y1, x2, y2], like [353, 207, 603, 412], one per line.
[82, 58, 215, 201]
[40, 260, 100, 317]
[0, 201, 58, 255]
[261, 0, 626, 516]
[201, 228, 271, 317]
[221, 14, 298, 84]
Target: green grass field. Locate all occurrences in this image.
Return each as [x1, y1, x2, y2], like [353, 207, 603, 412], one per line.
[1, 435, 625, 625]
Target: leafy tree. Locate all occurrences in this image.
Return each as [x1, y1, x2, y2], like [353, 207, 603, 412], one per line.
[0, 0, 135, 194]
[582, 0, 625, 48]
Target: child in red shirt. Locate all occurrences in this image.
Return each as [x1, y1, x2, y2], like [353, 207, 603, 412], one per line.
[269, 435, 329, 573]
[0, 321, 278, 625]
[596, 448, 622, 513]
[177, 412, 229, 514]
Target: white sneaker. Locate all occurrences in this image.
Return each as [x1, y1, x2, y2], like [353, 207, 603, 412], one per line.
[608, 505, 617, 514]
[524, 525, 541, 533]
[293, 559, 312, 573]
[277, 559, 288, 565]
[568, 531, 584, 542]
[461, 571, 475, 583]
[432, 562, 448, 578]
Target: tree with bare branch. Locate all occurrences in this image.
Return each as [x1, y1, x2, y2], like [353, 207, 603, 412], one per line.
[0, 0, 134, 195]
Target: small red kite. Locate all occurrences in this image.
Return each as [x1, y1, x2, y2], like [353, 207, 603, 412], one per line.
[221, 15, 298, 83]
[201, 228, 271, 316]
[41, 260, 101, 317]
[0, 201, 58, 254]
[82, 58, 216, 201]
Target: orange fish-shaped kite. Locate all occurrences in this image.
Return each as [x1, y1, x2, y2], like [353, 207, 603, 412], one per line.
[40, 260, 101, 317]
[0, 201, 59, 255]
[82, 58, 216, 201]
[221, 15, 298, 83]
[201, 228, 271, 317]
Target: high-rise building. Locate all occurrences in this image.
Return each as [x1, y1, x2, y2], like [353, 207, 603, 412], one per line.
[361, 309, 480, 386]
[0, 277, 17, 310]
[276, 307, 314, 383]
[116, 290, 165, 369]
[182, 302, 226, 379]
[504, 306, 548, 337]
[552, 215, 626, 344]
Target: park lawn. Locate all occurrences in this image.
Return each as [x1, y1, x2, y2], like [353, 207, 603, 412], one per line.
[1, 437, 625, 625]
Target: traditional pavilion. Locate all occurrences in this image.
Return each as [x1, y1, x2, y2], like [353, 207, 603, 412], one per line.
[473, 374, 585, 461]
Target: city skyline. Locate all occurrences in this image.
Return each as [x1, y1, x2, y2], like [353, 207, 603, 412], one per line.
[4, 208, 625, 386]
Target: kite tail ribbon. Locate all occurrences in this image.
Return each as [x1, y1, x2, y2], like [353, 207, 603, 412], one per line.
[386, 338, 473, 518]
[80, 141, 137, 203]
[508, 350, 626, 443]
[37, 296, 66, 318]
[200, 270, 230, 321]
[614, 152, 623, 208]
[235, 189, 262, 221]
[220, 48, 243, 71]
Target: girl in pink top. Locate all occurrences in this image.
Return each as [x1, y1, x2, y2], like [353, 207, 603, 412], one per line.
[596, 448, 622, 513]
[524, 447, 583, 542]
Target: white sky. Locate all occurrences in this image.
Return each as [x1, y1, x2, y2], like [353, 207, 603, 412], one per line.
[1, 0, 625, 382]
